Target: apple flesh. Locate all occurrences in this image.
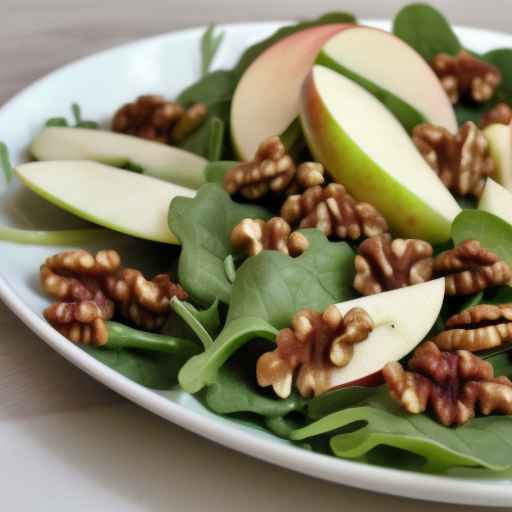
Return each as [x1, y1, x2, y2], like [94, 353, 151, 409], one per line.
[317, 27, 457, 133]
[300, 66, 461, 243]
[15, 161, 195, 244]
[479, 178, 512, 225]
[30, 127, 207, 189]
[483, 123, 512, 191]
[231, 24, 348, 160]
[324, 278, 445, 391]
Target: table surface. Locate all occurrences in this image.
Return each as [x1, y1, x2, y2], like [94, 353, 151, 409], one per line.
[1, 1, 511, 510]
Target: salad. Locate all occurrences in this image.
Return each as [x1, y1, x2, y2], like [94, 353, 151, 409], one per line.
[3, 3, 512, 475]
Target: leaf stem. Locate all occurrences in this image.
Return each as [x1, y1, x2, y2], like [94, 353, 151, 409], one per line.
[171, 297, 213, 350]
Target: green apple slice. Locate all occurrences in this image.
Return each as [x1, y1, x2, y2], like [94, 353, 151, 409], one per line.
[317, 26, 457, 133]
[483, 123, 512, 191]
[328, 278, 445, 390]
[300, 66, 460, 243]
[16, 161, 195, 244]
[231, 24, 348, 160]
[479, 178, 512, 225]
[30, 127, 207, 189]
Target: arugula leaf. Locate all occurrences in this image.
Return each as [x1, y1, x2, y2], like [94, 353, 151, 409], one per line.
[201, 24, 225, 77]
[0, 142, 13, 183]
[205, 359, 306, 417]
[227, 229, 355, 328]
[292, 391, 512, 472]
[207, 117, 225, 161]
[84, 345, 198, 390]
[452, 210, 512, 267]
[179, 230, 355, 393]
[392, 4, 461, 62]
[168, 183, 270, 305]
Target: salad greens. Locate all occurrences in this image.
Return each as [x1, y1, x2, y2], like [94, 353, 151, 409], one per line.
[201, 24, 225, 77]
[45, 102, 99, 129]
[0, 142, 13, 183]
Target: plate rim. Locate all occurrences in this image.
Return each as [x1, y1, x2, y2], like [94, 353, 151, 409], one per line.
[1, 20, 512, 507]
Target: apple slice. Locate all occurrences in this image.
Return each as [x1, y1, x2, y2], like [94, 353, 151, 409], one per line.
[326, 278, 445, 391]
[30, 127, 207, 189]
[230, 24, 348, 160]
[483, 123, 512, 191]
[16, 161, 195, 244]
[300, 66, 461, 243]
[317, 27, 457, 133]
[479, 178, 512, 225]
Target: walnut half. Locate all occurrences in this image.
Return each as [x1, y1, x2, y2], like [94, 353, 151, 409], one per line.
[256, 305, 373, 398]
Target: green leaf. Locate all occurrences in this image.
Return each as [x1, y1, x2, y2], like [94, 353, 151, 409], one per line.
[178, 70, 236, 108]
[232, 12, 357, 81]
[205, 359, 306, 418]
[179, 316, 277, 393]
[484, 49, 512, 98]
[184, 299, 222, 337]
[171, 297, 214, 350]
[264, 415, 306, 439]
[168, 183, 270, 305]
[292, 392, 512, 472]
[223, 254, 236, 283]
[452, 210, 512, 267]
[0, 142, 13, 183]
[227, 229, 356, 328]
[207, 117, 225, 161]
[487, 352, 512, 378]
[392, 4, 461, 62]
[44, 103, 98, 130]
[201, 24, 225, 77]
[204, 160, 237, 184]
[45, 117, 69, 127]
[84, 346, 197, 390]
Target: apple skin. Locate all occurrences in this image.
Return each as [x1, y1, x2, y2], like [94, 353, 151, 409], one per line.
[338, 370, 384, 389]
[230, 23, 350, 160]
[300, 68, 459, 243]
[483, 123, 512, 191]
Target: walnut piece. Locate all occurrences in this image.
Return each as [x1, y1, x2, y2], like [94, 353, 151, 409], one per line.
[430, 304, 512, 352]
[40, 249, 188, 339]
[354, 234, 433, 296]
[281, 183, 388, 241]
[112, 95, 207, 144]
[256, 305, 373, 398]
[230, 217, 310, 257]
[481, 102, 512, 128]
[223, 136, 325, 200]
[384, 341, 512, 426]
[433, 240, 512, 295]
[431, 50, 502, 104]
[413, 121, 495, 198]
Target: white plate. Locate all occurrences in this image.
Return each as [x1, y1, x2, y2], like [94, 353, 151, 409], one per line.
[1, 20, 512, 507]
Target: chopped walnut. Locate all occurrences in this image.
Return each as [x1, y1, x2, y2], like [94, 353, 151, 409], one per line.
[104, 268, 188, 330]
[481, 102, 512, 128]
[433, 240, 512, 295]
[430, 304, 512, 352]
[281, 183, 388, 241]
[256, 305, 374, 398]
[384, 341, 512, 426]
[230, 217, 310, 257]
[413, 121, 495, 198]
[112, 95, 207, 144]
[354, 234, 433, 296]
[223, 136, 325, 200]
[431, 51, 502, 104]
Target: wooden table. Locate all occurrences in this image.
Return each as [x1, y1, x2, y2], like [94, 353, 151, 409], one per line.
[0, 1, 510, 510]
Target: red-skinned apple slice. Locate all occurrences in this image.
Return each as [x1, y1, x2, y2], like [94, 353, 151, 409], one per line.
[300, 66, 460, 243]
[230, 24, 348, 159]
[324, 278, 445, 391]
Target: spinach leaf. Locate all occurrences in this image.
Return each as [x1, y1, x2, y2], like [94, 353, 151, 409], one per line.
[201, 24, 225, 77]
[0, 142, 13, 183]
[168, 183, 270, 305]
[205, 360, 306, 417]
[227, 229, 356, 328]
[292, 391, 512, 472]
[179, 230, 355, 393]
[452, 210, 512, 267]
[392, 4, 461, 62]
[179, 316, 277, 393]
[487, 352, 512, 378]
[204, 160, 237, 184]
[484, 49, 512, 98]
[264, 415, 306, 439]
[171, 297, 214, 349]
[84, 345, 197, 390]
[232, 12, 357, 81]
[45, 103, 98, 129]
